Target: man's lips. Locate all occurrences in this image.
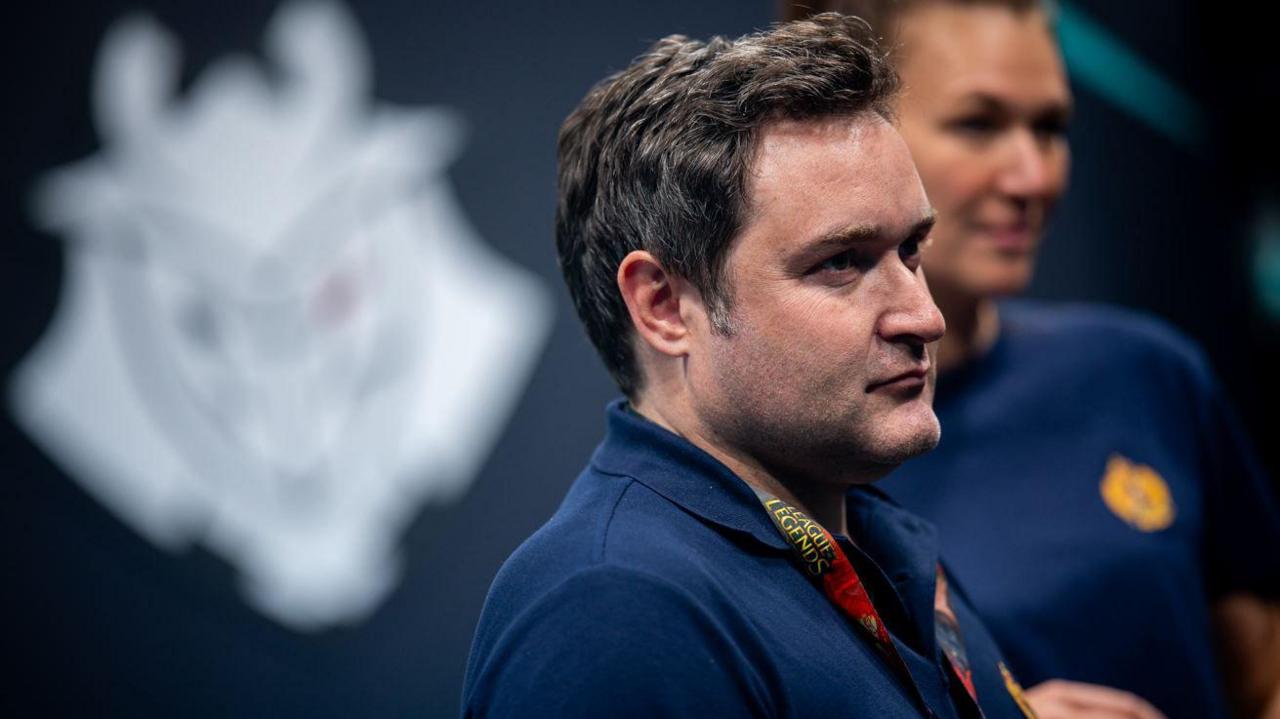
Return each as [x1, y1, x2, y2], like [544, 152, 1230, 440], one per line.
[866, 367, 929, 393]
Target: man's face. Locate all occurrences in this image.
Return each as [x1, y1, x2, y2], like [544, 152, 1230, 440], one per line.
[685, 114, 944, 482]
[895, 5, 1072, 300]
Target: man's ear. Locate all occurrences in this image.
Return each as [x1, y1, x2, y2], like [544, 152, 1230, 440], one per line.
[617, 250, 695, 358]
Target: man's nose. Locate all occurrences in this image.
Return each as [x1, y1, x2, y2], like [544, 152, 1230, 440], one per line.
[877, 269, 946, 347]
[996, 127, 1059, 199]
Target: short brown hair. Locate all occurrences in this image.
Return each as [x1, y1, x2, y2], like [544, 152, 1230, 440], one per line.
[556, 13, 898, 397]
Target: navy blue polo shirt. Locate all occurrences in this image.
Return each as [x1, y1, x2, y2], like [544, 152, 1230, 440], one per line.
[462, 401, 1036, 719]
[884, 301, 1280, 719]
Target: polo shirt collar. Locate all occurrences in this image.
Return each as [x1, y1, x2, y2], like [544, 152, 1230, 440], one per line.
[589, 399, 793, 552]
[847, 485, 942, 654]
[590, 399, 945, 585]
[847, 485, 941, 583]
[591, 399, 946, 659]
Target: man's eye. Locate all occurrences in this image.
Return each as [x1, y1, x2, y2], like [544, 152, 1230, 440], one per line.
[817, 251, 859, 273]
[899, 236, 929, 267]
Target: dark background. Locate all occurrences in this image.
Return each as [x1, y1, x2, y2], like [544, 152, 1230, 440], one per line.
[1, 1, 1274, 716]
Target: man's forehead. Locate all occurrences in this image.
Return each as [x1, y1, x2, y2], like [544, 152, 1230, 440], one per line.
[751, 112, 882, 166]
[743, 113, 929, 246]
[750, 113, 911, 187]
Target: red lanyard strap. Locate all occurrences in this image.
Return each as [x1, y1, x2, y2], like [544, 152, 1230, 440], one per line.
[935, 566, 979, 704]
[759, 495, 983, 717]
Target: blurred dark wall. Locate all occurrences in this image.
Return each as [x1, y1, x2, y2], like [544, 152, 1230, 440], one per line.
[0, 1, 1273, 717]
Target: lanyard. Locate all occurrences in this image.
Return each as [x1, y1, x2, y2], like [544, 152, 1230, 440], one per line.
[758, 494, 983, 718]
[935, 565, 979, 703]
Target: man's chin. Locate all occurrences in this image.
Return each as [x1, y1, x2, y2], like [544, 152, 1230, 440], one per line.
[842, 426, 939, 484]
[900, 425, 942, 460]
[869, 411, 941, 467]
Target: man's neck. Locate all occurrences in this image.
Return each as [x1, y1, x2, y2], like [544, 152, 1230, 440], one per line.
[632, 396, 853, 536]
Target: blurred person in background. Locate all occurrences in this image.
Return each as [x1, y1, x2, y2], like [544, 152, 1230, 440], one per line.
[784, 1, 1280, 718]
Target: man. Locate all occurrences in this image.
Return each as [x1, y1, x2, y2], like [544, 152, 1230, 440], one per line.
[462, 14, 1039, 719]
[779, 3, 1280, 718]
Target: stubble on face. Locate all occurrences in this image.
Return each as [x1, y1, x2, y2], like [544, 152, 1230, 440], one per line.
[684, 115, 943, 488]
[704, 315, 940, 483]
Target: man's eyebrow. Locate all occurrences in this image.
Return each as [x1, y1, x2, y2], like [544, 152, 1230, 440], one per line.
[802, 211, 937, 256]
[907, 213, 937, 242]
[801, 223, 880, 256]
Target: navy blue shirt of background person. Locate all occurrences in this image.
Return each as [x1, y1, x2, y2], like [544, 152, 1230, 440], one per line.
[462, 403, 1039, 719]
[884, 301, 1280, 719]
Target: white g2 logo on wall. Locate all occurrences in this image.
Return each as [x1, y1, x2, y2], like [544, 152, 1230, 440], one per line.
[10, 1, 551, 630]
